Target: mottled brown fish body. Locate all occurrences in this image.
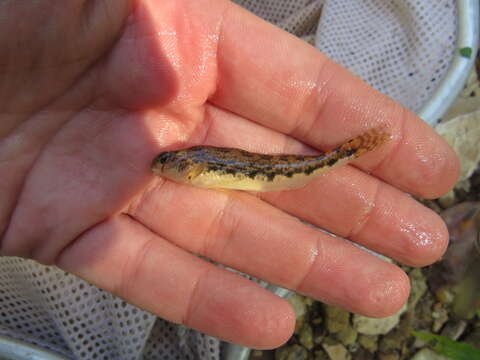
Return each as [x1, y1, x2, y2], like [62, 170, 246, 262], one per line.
[152, 127, 390, 192]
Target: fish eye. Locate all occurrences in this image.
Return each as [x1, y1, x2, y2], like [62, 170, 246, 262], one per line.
[155, 152, 174, 164]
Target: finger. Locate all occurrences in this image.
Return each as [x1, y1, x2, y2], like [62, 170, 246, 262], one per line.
[203, 106, 448, 266]
[57, 215, 294, 349]
[128, 179, 409, 317]
[211, 3, 459, 198]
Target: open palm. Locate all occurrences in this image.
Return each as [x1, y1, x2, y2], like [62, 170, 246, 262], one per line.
[0, 0, 458, 349]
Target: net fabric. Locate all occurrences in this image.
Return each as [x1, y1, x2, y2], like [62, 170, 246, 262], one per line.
[236, 0, 457, 112]
[0, 1, 457, 359]
[0, 257, 220, 360]
[0, 257, 157, 360]
[315, 0, 457, 112]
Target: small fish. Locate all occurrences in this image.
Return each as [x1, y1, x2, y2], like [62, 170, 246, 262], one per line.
[151, 127, 390, 192]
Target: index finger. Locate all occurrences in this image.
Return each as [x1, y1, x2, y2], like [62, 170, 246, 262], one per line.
[210, 3, 459, 198]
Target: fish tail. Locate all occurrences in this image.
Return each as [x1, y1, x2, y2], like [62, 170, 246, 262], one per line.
[338, 126, 391, 158]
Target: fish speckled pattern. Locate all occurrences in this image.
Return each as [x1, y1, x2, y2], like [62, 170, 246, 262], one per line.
[152, 127, 391, 192]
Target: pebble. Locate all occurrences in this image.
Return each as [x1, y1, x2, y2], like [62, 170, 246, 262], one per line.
[434, 287, 455, 304]
[358, 334, 378, 353]
[322, 341, 351, 360]
[441, 320, 467, 340]
[431, 304, 449, 332]
[325, 306, 350, 334]
[410, 348, 448, 360]
[352, 303, 407, 336]
[275, 344, 309, 360]
[298, 324, 314, 350]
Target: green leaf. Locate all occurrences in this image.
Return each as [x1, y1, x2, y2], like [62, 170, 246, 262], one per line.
[412, 331, 480, 360]
[459, 47, 473, 58]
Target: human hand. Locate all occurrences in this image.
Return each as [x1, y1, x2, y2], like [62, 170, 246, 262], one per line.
[0, 0, 459, 349]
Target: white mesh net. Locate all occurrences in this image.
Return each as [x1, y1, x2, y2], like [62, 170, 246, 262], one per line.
[238, 0, 457, 112]
[315, 0, 456, 112]
[0, 1, 457, 359]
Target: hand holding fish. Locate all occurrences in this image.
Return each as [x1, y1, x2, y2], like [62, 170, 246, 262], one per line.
[0, 0, 459, 349]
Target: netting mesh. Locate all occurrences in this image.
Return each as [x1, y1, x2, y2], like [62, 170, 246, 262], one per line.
[237, 0, 457, 112]
[315, 0, 456, 112]
[0, 1, 457, 359]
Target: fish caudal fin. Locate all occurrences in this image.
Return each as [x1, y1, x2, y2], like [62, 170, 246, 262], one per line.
[338, 126, 391, 159]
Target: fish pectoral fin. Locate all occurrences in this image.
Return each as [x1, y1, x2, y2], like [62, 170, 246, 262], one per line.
[186, 164, 206, 181]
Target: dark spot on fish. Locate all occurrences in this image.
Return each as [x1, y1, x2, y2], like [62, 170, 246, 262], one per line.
[248, 170, 259, 178]
[345, 148, 357, 157]
[154, 152, 174, 164]
[214, 148, 231, 153]
[207, 165, 220, 172]
[327, 158, 338, 166]
[225, 168, 237, 175]
[284, 171, 294, 178]
[266, 172, 276, 181]
[241, 152, 254, 158]
[304, 167, 315, 175]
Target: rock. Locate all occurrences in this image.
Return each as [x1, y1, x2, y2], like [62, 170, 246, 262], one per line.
[431, 304, 449, 333]
[353, 303, 407, 335]
[377, 352, 399, 360]
[322, 340, 351, 360]
[288, 294, 311, 333]
[325, 306, 350, 334]
[436, 109, 480, 183]
[420, 199, 443, 213]
[452, 263, 480, 319]
[336, 326, 357, 346]
[434, 287, 454, 304]
[346, 343, 359, 353]
[413, 291, 436, 330]
[358, 334, 378, 353]
[409, 268, 428, 309]
[251, 350, 266, 358]
[350, 347, 377, 360]
[410, 348, 448, 360]
[442, 68, 480, 121]
[440, 320, 467, 340]
[379, 329, 408, 353]
[438, 190, 456, 209]
[298, 324, 314, 350]
[313, 350, 329, 360]
[439, 202, 480, 285]
[275, 344, 309, 360]
[313, 326, 326, 345]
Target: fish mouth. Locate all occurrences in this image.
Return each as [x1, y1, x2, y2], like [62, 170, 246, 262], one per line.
[151, 161, 165, 175]
[152, 151, 175, 174]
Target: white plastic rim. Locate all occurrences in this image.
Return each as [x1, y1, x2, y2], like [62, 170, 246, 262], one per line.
[419, 0, 479, 125]
[0, 335, 68, 360]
